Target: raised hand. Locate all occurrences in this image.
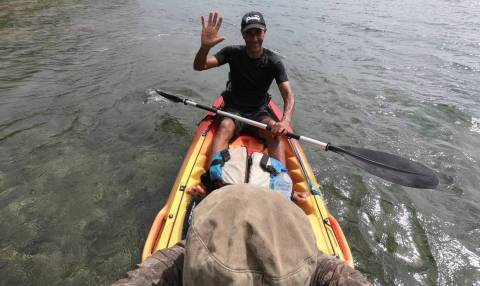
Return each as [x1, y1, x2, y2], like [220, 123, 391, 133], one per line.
[201, 12, 224, 48]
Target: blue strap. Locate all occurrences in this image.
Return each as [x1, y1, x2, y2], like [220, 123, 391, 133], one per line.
[269, 158, 288, 174]
[209, 151, 225, 181]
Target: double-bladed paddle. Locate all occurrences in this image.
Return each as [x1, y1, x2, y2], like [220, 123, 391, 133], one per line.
[154, 90, 439, 189]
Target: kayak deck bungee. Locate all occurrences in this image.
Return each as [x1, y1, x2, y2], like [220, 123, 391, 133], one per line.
[142, 97, 353, 267]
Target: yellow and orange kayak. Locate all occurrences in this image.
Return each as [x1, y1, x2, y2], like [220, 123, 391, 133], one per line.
[142, 97, 353, 267]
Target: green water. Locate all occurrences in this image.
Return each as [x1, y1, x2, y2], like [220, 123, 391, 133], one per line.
[1, 0, 479, 285]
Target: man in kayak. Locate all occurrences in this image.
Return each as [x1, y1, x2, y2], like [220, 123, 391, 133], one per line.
[112, 185, 371, 286]
[190, 11, 305, 202]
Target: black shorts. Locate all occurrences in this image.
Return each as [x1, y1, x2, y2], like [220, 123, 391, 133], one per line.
[220, 105, 278, 139]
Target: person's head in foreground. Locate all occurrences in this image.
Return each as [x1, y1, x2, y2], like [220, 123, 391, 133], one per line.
[183, 184, 317, 285]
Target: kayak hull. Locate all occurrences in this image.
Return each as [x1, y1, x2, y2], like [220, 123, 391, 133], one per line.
[142, 97, 353, 267]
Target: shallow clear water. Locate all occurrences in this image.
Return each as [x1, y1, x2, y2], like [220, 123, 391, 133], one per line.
[1, 0, 479, 285]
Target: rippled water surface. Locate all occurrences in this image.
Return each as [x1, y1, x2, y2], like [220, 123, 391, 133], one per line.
[1, 0, 479, 285]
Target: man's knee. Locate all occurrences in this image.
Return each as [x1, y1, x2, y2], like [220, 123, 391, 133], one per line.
[217, 118, 236, 138]
[261, 130, 282, 144]
[258, 117, 277, 140]
[262, 131, 281, 143]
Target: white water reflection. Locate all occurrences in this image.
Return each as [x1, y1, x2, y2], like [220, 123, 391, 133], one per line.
[418, 213, 480, 285]
[470, 117, 480, 134]
[143, 89, 170, 105]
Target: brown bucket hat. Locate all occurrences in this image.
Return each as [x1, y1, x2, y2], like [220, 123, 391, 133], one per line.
[183, 184, 318, 285]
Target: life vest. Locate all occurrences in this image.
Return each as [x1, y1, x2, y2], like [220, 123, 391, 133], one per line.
[203, 147, 293, 200]
[249, 152, 293, 200]
[208, 146, 249, 187]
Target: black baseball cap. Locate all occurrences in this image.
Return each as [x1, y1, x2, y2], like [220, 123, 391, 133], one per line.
[241, 11, 266, 33]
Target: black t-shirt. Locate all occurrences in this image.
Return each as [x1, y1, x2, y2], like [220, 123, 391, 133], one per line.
[214, 45, 288, 110]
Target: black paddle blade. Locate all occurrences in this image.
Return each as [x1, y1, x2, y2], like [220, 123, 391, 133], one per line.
[329, 145, 439, 189]
[155, 90, 183, 103]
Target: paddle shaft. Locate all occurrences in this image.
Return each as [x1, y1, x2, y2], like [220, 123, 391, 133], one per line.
[154, 90, 439, 188]
[180, 98, 329, 150]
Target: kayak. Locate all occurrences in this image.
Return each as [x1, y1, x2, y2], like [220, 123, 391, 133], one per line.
[142, 97, 353, 267]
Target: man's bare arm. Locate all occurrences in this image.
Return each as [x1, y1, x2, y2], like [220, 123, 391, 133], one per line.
[278, 81, 295, 123]
[270, 81, 295, 136]
[193, 47, 220, 71]
[193, 12, 224, 71]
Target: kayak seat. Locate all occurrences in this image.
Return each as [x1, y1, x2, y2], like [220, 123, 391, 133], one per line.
[229, 135, 315, 215]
